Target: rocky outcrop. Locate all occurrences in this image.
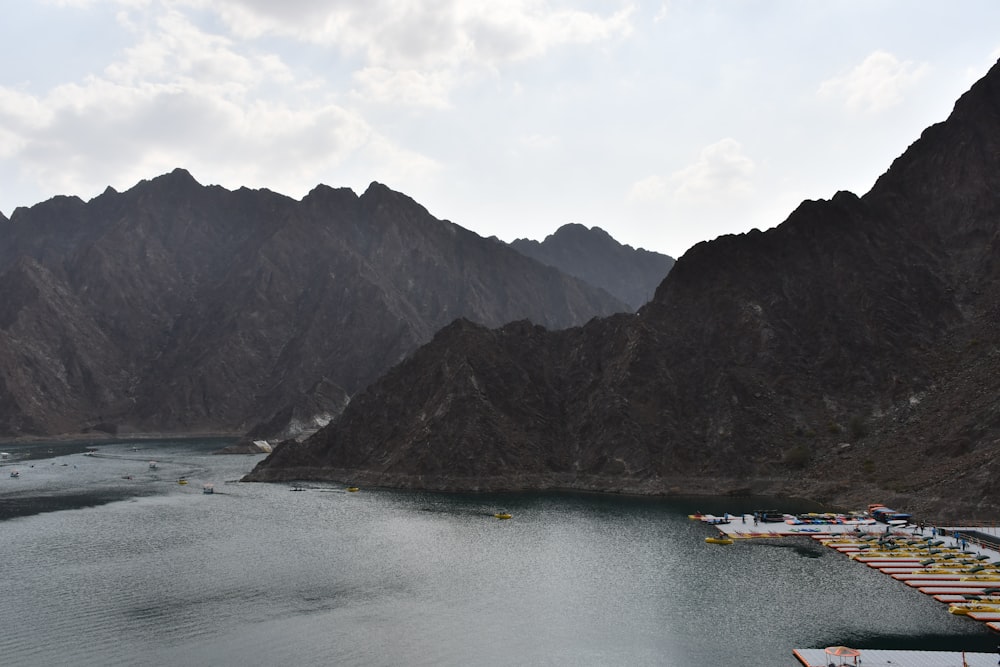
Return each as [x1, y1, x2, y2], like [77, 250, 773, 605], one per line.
[0, 175, 627, 437]
[246, 60, 1000, 522]
[510, 224, 674, 310]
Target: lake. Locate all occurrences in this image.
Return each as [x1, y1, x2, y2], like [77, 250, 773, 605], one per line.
[0, 438, 993, 665]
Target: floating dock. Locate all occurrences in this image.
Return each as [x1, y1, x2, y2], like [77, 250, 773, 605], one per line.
[793, 647, 997, 666]
[694, 512, 1000, 662]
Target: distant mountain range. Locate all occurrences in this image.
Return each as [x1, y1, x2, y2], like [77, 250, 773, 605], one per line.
[510, 224, 674, 311]
[0, 173, 660, 439]
[247, 60, 1000, 522]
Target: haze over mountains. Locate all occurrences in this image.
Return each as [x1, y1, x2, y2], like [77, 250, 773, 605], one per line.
[0, 174, 667, 438]
[247, 61, 1000, 522]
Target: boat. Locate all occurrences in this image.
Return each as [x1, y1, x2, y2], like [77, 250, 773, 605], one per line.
[705, 536, 734, 545]
[202, 484, 214, 494]
[148, 461, 158, 470]
[346, 487, 359, 492]
[494, 512, 512, 520]
[9, 469, 19, 478]
[178, 478, 188, 485]
[949, 602, 1000, 615]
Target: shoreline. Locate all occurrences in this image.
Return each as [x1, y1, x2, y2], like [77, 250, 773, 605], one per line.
[241, 464, 999, 525]
[0, 431, 241, 446]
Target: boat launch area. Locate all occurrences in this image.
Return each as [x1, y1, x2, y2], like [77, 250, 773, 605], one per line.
[694, 508, 1000, 665]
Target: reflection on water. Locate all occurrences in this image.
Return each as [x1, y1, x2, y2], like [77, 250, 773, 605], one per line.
[0, 439, 993, 666]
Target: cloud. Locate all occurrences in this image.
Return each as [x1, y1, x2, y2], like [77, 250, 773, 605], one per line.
[351, 67, 456, 109]
[185, 0, 635, 106]
[818, 50, 927, 114]
[628, 138, 756, 206]
[653, 2, 669, 23]
[200, 0, 634, 60]
[0, 4, 435, 204]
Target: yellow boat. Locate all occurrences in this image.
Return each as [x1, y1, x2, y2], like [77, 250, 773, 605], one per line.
[494, 512, 512, 520]
[178, 479, 188, 485]
[705, 536, 734, 545]
[949, 602, 1000, 615]
[346, 487, 359, 492]
[920, 568, 983, 575]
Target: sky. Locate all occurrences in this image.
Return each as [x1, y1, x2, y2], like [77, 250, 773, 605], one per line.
[1, 2, 998, 258]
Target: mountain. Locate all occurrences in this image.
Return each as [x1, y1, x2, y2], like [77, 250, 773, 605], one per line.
[509, 224, 674, 310]
[0, 175, 628, 438]
[246, 60, 1000, 522]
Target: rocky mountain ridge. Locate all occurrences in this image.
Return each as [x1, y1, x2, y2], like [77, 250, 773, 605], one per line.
[510, 224, 674, 310]
[0, 173, 629, 438]
[246, 60, 1000, 523]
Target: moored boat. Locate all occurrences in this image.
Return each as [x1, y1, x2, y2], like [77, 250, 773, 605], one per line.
[949, 602, 1000, 615]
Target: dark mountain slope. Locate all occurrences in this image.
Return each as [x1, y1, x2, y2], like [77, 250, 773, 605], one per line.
[510, 224, 675, 310]
[0, 173, 627, 437]
[247, 60, 1000, 521]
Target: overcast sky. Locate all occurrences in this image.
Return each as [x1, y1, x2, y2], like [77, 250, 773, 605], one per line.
[1, 1, 998, 257]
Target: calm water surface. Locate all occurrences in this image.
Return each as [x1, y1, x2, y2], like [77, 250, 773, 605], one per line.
[0, 439, 993, 666]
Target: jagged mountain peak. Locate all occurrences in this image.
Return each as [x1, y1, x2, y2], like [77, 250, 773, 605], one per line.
[115, 168, 205, 200]
[152, 167, 201, 188]
[9, 194, 86, 225]
[359, 181, 435, 219]
[547, 223, 615, 244]
[510, 223, 674, 310]
[0, 170, 629, 438]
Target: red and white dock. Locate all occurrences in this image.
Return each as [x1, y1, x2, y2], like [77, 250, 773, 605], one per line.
[793, 647, 998, 666]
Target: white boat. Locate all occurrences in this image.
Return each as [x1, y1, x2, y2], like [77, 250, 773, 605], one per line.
[10, 469, 20, 478]
[202, 484, 214, 494]
[148, 461, 158, 470]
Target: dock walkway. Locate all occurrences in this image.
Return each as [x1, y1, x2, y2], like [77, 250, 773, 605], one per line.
[793, 647, 997, 666]
[695, 513, 1000, 663]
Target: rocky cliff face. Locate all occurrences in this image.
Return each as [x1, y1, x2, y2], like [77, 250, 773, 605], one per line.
[246, 60, 1000, 522]
[510, 224, 674, 310]
[0, 175, 628, 437]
